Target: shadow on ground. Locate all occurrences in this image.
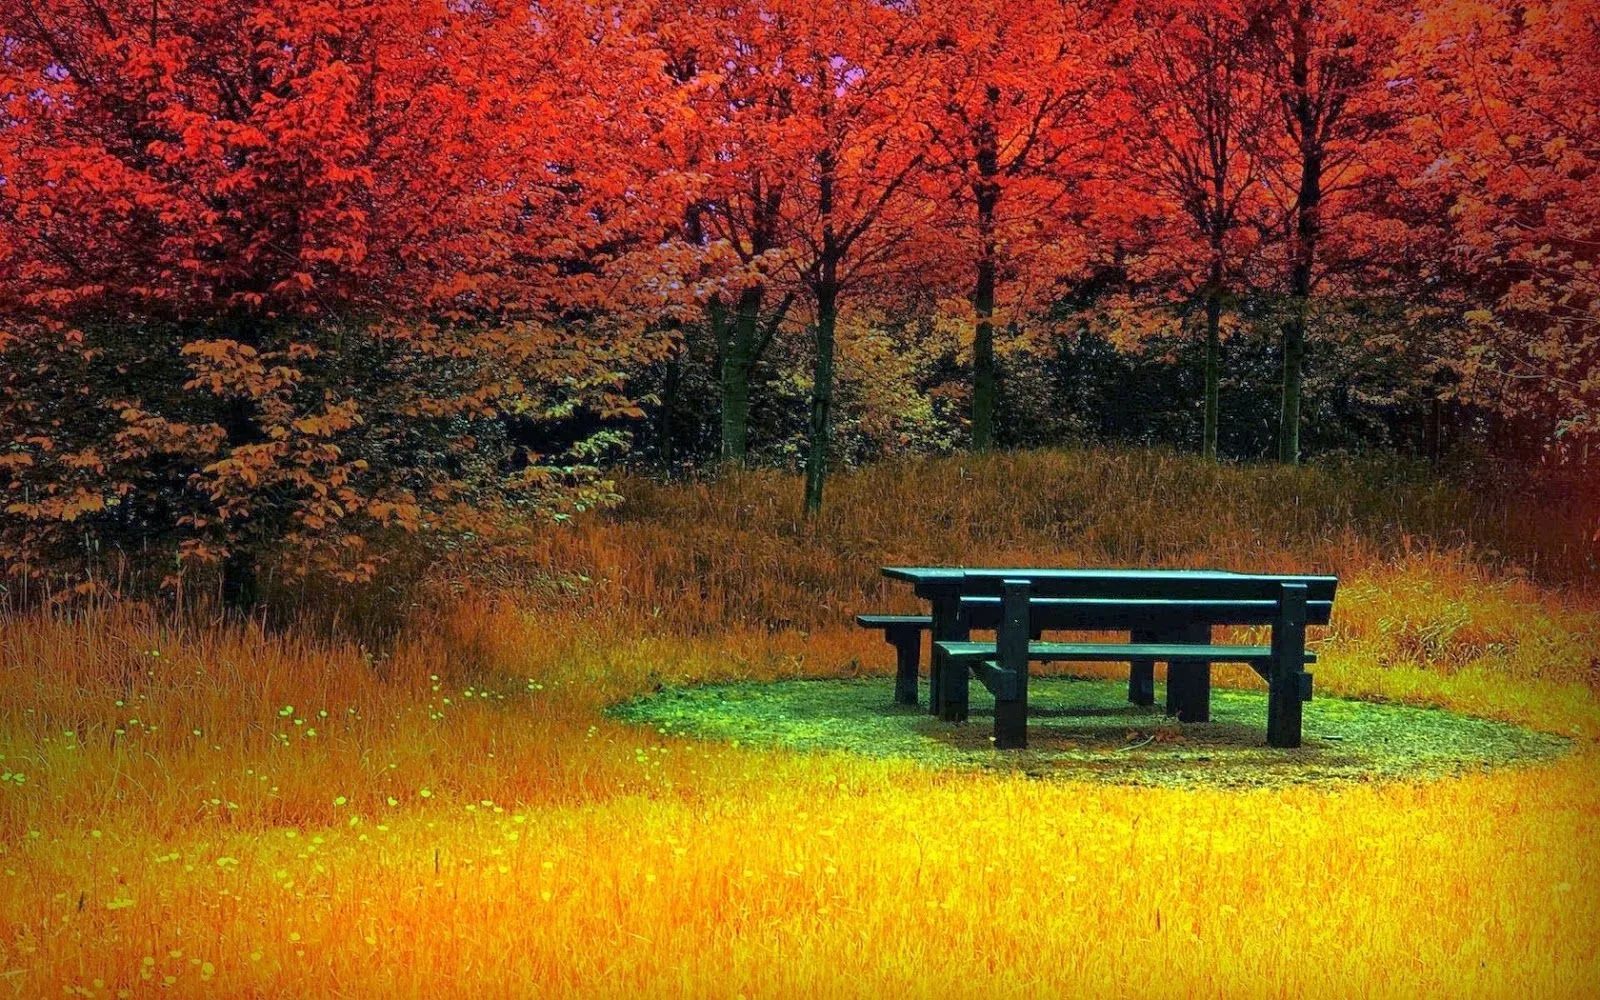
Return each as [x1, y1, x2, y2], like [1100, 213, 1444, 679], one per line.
[610, 676, 1570, 787]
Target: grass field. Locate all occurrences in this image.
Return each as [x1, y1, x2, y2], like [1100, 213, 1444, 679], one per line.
[2, 450, 1597, 998]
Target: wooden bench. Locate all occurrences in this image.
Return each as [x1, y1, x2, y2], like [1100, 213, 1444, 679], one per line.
[935, 579, 1320, 749]
[866, 567, 1337, 750]
[857, 592, 1332, 714]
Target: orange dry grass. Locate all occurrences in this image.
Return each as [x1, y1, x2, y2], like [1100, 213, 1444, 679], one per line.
[3, 450, 1598, 998]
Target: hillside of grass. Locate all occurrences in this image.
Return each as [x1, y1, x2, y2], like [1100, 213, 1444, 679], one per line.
[2, 449, 1596, 998]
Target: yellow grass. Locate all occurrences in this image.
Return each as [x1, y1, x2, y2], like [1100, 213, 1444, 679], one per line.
[3, 449, 1598, 998]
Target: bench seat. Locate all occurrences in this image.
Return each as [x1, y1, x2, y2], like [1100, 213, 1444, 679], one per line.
[936, 640, 1317, 669]
[854, 614, 933, 629]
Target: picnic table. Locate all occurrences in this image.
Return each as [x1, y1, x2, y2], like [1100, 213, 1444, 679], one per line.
[858, 567, 1337, 749]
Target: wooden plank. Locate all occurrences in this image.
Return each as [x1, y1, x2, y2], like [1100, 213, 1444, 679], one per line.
[856, 615, 930, 706]
[886, 567, 1257, 584]
[885, 564, 1331, 584]
[954, 572, 1338, 604]
[887, 568, 1338, 612]
[969, 660, 1011, 697]
[958, 596, 1336, 628]
[855, 614, 933, 629]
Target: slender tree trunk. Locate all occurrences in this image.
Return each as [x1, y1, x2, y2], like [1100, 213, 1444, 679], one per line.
[804, 278, 837, 516]
[970, 101, 1001, 451]
[1203, 255, 1223, 461]
[972, 249, 997, 451]
[220, 543, 259, 613]
[1279, 2, 1320, 466]
[1425, 396, 1442, 466]
[803, 138, 839, 518]
[658, 351, 681, 472]
[1279, 274, 1310, 464]
[219, 314, 265, 614]
[720, 285, 763, 464]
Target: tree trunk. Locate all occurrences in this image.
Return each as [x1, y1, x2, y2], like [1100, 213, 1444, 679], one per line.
[1425, 396, 1442, 466]
[219, 317, 265, 615]
[970, 102, 1001, 451]
[1203, 255, 1223, 461]
[1279, 286, 1309, 465]
[720, 285, 763, 465]
[972, 247, 997, 451]
[804, 278, 837, 517]
[804, 138, 839, 518]
[220, 543, 259, 613]
[658, 351, 680, 472]
[1279, 2, 1320, 467]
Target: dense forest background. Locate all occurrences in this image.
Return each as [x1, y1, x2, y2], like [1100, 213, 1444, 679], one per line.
[2, 0, 1595, 605]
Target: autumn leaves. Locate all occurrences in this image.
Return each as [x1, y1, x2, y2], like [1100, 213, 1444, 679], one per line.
[0, 0, 1594, 599]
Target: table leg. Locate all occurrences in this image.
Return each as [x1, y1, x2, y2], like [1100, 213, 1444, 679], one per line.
[992, 580, 1030, 748]
[1268, 584, 1308, 747]
[1165, 623, 1212, 723]
[937, 594, 971, 722]
[928, 591, 964, 717]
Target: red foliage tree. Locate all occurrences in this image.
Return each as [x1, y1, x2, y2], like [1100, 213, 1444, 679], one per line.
[0, 0, 670, 602]
[1251, 0, 1407, 464]
[1125, 0, 1276, 460]
[1401, 0, 1599, 465]
[918, 0, 1129, 450]
[648, 1, 802, 465]
[751, 0, 934, 514]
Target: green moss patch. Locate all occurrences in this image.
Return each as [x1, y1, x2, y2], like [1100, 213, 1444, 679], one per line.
[610, 676, 1570, 787]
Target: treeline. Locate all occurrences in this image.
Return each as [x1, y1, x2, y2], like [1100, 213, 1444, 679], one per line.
[0, 0, 1594, 603]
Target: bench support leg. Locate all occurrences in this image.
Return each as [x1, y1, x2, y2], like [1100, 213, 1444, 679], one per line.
[1266, 672, 1302, 747]
[889, 628, 920, 707]
[1268, 584, 1309, 748]
[993, 697, 1026, 750]
[1165, 624, 1212, 723]
[992, 580, 1031, 749]
[1128, 629, 1156, 707]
